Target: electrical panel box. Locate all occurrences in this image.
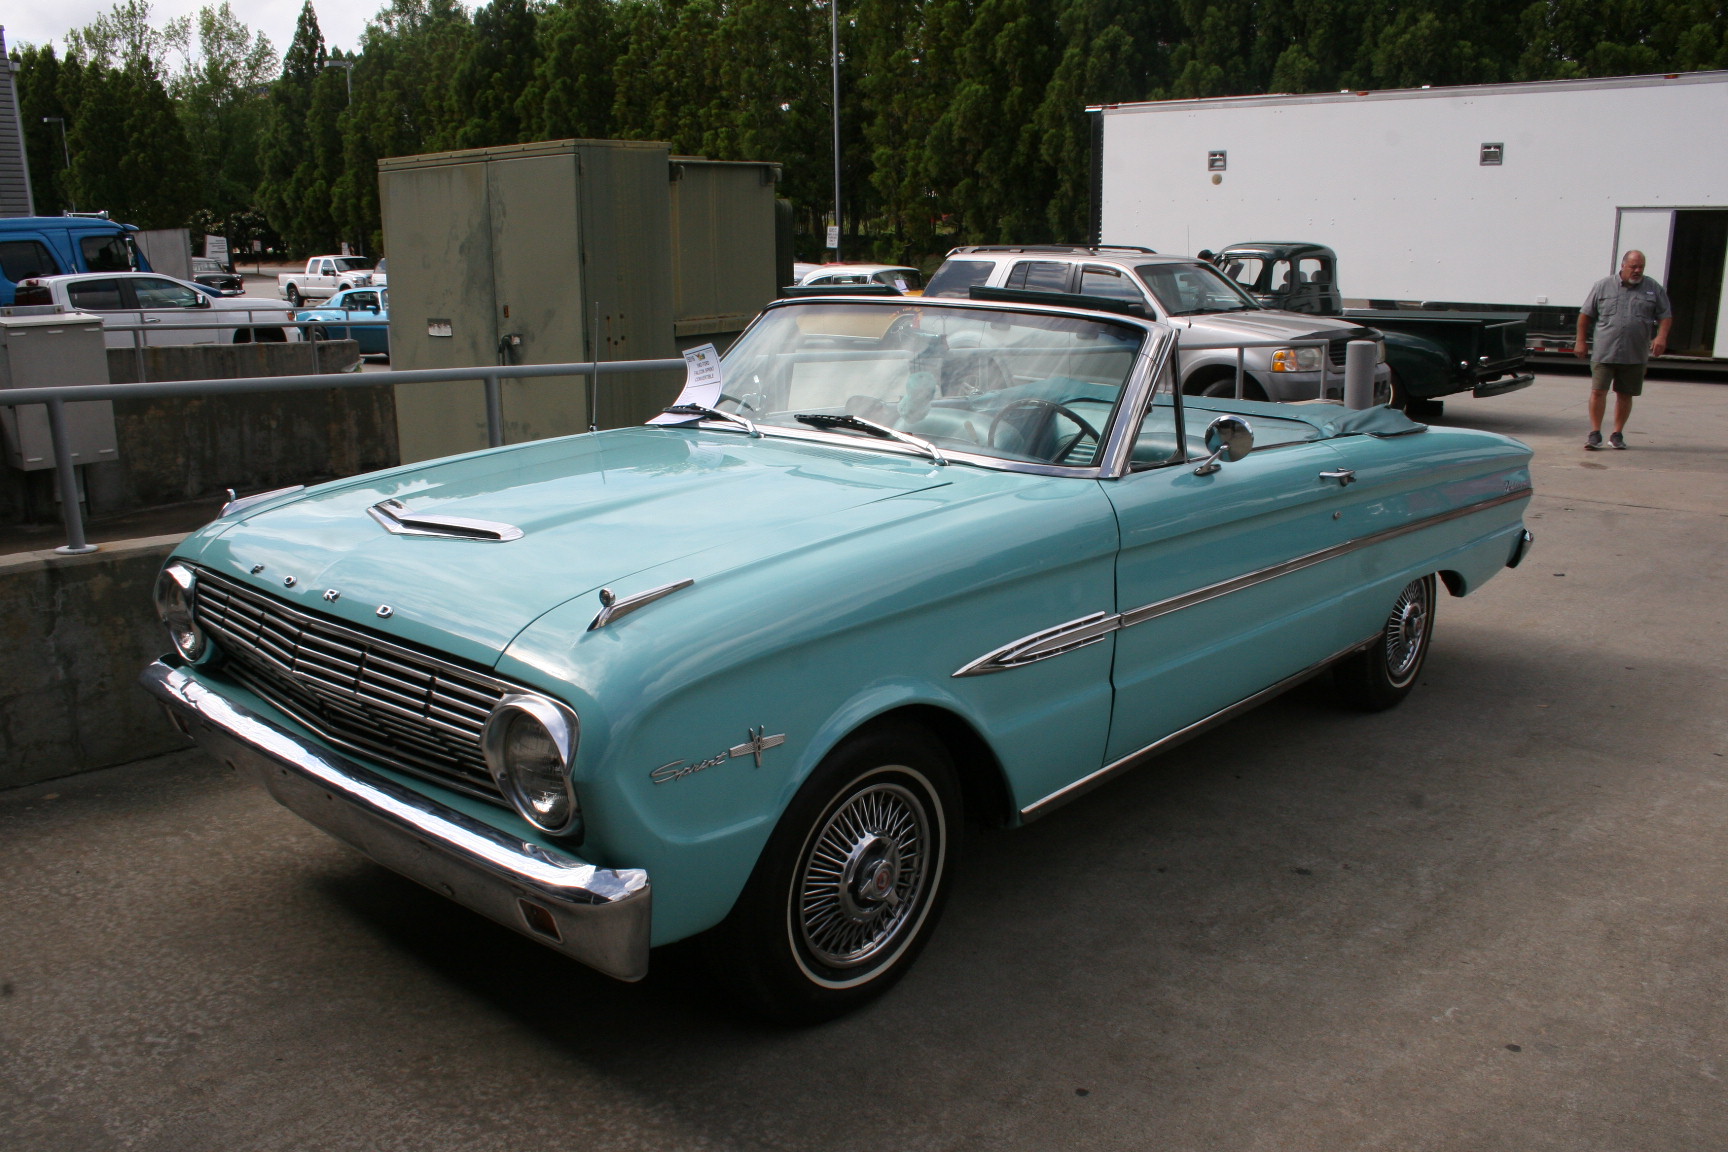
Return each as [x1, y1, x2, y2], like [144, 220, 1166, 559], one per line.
[0, 311, 118, 471]
[379, 139, 780, 464]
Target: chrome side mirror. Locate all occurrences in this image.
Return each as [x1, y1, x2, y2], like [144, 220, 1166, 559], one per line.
[1194, 415, 1254, 475]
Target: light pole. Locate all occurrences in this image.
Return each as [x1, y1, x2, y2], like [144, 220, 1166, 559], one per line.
[323, 59, 354, 101]
[830, 0, 841, 263]
[42, 117, 73, 211]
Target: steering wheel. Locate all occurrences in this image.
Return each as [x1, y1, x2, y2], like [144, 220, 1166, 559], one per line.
[987, 398, 1102, 464]
[941, 353, 1012, 397]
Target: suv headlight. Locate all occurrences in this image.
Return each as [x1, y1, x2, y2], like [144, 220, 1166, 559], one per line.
[154, 561, 207, 661]
[483, 694, 583, 839]
[1270, 346, 1323, 372]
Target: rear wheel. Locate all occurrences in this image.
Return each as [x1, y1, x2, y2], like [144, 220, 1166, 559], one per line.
[703, 722, 960, 1024]
[1334, 574, 1437, 711]
[1388, 368, 1443, 417]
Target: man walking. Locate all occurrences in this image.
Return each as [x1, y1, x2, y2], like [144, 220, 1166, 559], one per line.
[1575, 250, 1672, 449]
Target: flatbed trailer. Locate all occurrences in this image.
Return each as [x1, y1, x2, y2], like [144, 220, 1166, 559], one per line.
[1091, 71, 1728, 365]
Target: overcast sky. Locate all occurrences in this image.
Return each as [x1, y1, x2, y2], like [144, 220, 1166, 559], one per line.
[4, 1, 376, 60]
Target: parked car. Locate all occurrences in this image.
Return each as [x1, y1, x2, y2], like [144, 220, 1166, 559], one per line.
[143, 294, 1533, 1023]
[14, 272, 297, 346]
[190, 256, 245, 296]
[795, 263, 924, 294]
[369, 257, 388, 289]
[296, 287, 389, 357]
[277, 256, 378, 306]
[924, 245, 1391, 403]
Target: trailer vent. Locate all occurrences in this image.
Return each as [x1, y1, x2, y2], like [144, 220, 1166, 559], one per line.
[1480, 143, 1504, 166]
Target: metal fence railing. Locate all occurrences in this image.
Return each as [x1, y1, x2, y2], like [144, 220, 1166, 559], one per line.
[1, 355, 683, 555]
[101, 316, 370, 382]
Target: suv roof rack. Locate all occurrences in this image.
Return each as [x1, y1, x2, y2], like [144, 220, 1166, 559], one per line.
[946, 244, 1157, 256]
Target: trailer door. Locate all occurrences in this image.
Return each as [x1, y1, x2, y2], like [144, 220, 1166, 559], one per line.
[1666, 210, 1728, 358]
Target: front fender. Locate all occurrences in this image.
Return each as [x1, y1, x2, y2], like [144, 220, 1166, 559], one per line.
[496, 471, 1121, 945]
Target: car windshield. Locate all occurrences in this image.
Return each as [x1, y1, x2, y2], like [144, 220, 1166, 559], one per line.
[711, 301, 1147, 468]
[333, 257, 374, 271]
[1135, 262, 1260, 315]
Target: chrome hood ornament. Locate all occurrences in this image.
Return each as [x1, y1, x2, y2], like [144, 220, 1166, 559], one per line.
[368, 498, 524, 542]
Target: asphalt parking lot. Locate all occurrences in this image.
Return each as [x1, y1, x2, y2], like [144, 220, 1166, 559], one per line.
[3, 368, 1725, 1151]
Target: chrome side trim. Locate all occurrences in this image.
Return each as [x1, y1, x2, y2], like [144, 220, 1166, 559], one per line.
[141, 660, 652, 981]
[1121, 487, 1531, 629]
[1019, 634, 1379, 821]
[588, 578, 696, 631]
[952, 611, 1118, 678]
[368, 498, 524, 542]
[952, 486, 1532, 677]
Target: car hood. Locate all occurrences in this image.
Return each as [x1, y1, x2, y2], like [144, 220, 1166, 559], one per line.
[1177, 309, 1365, 341]
[184, 426, 955, 667]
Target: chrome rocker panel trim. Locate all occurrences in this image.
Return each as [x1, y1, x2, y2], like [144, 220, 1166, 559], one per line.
[140, 659, 652, 982]
[1020, 634, 1378, 822]
[955, 486, 1532, 678]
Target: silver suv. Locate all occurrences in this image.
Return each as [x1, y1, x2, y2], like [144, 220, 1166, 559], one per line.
[925, 246, 1387, 403]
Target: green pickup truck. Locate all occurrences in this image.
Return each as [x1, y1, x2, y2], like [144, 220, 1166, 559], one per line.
[1210, 242, 1535, 416]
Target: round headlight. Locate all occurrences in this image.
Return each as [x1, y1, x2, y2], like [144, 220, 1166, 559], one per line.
[154, 562, 206, 661]
[482, 694, 582, 838]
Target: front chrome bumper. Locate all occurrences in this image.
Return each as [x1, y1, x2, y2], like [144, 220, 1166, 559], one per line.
[141, 659, 652, 981]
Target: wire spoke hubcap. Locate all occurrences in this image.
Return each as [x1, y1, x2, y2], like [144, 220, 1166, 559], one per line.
[1385, 579, 1431, 683]
[796, 780, 930, 969]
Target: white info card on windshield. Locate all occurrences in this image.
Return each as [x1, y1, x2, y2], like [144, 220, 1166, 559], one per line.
[648, 343, 725, 422]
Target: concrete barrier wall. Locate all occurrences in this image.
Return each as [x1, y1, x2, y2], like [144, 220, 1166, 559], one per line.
[0, 535, 191, 790]
[2, 340, 396, 525]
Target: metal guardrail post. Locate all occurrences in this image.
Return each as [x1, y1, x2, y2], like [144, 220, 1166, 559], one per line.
[46, 398, 97, 554]
[1235, 347, 1245, 399]
[132, 327, 146, 384]
[484, 374, 504, 447]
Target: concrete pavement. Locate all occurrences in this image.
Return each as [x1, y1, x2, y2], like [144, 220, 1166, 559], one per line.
[2, 370, 1724, 1151]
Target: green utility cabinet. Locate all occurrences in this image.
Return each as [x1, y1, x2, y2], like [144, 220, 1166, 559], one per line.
[379, 139, 779, 463]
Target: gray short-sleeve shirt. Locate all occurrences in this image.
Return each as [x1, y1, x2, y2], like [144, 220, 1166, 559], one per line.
[1582, 274, 1672, 365]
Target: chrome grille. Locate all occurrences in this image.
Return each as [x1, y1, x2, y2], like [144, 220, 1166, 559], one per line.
[1327, 340, 1349, 367]
[191, 568, 509, 803]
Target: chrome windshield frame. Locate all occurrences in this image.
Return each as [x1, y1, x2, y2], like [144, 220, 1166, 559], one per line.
[686, 296, 1179, 481]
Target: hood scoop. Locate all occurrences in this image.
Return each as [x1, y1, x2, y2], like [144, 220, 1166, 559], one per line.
[367, 498, 524, 542]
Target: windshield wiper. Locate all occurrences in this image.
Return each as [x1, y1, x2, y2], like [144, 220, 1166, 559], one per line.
[661, 402, 759, 437]
[793, 412, 948, 466]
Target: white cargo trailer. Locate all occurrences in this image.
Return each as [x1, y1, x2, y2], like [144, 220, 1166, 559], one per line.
[1092, 71, 1728, 362]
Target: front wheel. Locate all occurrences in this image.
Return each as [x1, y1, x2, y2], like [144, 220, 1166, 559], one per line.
[1334, 574, 1437, 711]
[704, 723, 960, 1024]
[285, 285, 301, 307]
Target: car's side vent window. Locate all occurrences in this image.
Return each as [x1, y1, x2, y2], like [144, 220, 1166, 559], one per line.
[1006, 261, 1072, 293]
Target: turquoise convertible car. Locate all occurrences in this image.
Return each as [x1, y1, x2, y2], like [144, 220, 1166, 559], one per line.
[142, 294, 1534, 1022]
[295, 286, 389, 356]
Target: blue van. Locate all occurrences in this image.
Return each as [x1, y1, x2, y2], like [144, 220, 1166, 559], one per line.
[0, 216, 154, 305]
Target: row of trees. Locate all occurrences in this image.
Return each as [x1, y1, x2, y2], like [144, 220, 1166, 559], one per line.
[13, 0, 1728, 262]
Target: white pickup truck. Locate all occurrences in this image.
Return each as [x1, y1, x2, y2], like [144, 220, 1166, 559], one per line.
[277, 256, 379, 307]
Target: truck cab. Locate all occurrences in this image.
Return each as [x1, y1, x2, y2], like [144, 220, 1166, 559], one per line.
[1211, 242, 1346, 315]
[0, 216, 152, 305]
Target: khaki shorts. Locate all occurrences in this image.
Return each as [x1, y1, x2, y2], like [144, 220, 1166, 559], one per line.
[1591, 362, 1646, 396]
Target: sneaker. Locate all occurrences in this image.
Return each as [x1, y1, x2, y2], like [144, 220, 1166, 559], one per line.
[1585, 430, 1603, 450]
[1609, 432, 1627, 449]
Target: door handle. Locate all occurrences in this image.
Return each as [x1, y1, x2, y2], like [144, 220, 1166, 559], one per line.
[1319, 469, 1356, 486]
